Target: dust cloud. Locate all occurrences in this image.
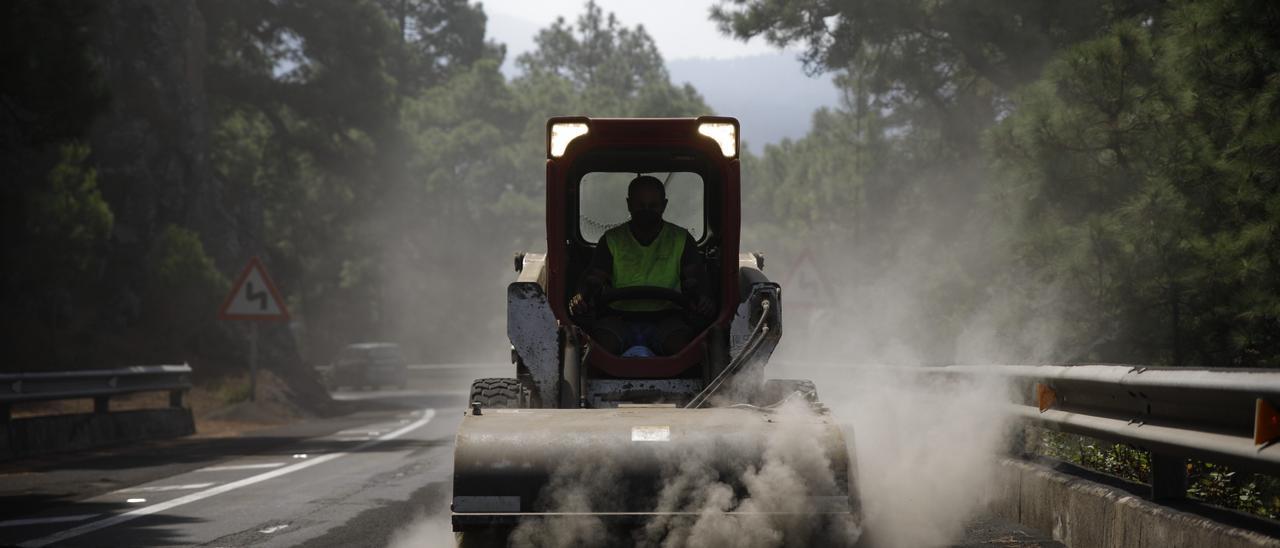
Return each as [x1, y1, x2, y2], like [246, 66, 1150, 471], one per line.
[758, 243, 1051, 546]
[502, 398, 861, 548]
[385, 315, 1024, 548]
[384, 400, 867, 547]
[792, 364, 1014, 548]
[739, 166, 1063, 545]
[386, 512, 454, 548]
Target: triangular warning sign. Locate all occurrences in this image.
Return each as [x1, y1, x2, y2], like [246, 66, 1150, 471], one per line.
[219, 257, 289, 321]
[782, 249, 833, 307]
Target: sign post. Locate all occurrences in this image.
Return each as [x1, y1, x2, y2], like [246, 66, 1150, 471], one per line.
[219, 257, 289, 402]
[249, 322, 258, 401]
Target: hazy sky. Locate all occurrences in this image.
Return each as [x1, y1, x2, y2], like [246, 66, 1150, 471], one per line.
[481, 0, 787, 61]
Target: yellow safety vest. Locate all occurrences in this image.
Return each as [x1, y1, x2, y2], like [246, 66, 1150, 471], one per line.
[604, 222, 685, 312]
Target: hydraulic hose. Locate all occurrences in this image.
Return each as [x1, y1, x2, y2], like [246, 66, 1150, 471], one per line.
[685, 299, 771, 409]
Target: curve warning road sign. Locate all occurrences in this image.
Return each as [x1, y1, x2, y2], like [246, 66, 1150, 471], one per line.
[219, 257, 289, 321]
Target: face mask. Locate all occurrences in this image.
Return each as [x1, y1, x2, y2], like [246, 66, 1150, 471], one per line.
[631, 209, 661, 229]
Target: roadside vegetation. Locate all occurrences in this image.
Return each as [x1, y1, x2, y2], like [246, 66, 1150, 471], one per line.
[1034, 430, 1280, 519]
[6, 0, 1276, 370]
[4, 0, 707, 370]
[719, 0, 1280, 367]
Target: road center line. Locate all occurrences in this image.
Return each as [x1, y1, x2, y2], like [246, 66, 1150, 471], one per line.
[196, 462, 286, 473]
[114, 483, 216, 493]
[19, 408, 436, 548]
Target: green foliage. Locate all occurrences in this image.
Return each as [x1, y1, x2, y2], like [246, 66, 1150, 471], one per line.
[146, 226, 227, 295]
[200, 0, 497, 357]
[719, 0, 1279, 366]
[142, 226, 230, 356]
[214, 375, 253, 404]
[989, 3, 1280, 366]
[1037, 430, 1151, 482]
[1187, 462, 1280, 519]
[714, 0, 1161, 154]
[25, 144, 114, 283]
[8, 0, 1273, 375]
[1036, 430, 1280, 519]
[514, 1, 709, 118]
[10, 142, 115, 366]
[199, 0, 712, 362]
[0, 1, 107, 147]
[0, 1, 114, 369]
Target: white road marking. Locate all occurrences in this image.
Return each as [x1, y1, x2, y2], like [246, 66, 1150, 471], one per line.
[19, 408, 436, 548]
[0, 515, 98, 528]
[258, 524, 289, 534]
[114, 483, 215, 493]
[197, 462, 286, 473]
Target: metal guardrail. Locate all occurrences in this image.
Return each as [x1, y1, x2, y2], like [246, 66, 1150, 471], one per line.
[920, 364, 1280, 500]
[0, 364, 192, 421]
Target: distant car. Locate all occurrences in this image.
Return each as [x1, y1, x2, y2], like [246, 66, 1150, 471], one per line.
[329, 343, 408, 390]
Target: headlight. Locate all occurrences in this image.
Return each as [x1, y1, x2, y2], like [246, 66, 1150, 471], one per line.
[698, 122, 737, 157]
[549, 123, 589, 157]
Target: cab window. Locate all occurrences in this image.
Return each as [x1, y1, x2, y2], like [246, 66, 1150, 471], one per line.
[578, 172, 704, 243]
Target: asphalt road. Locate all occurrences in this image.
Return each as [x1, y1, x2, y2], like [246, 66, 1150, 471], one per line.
[0, 364, 1063, 547]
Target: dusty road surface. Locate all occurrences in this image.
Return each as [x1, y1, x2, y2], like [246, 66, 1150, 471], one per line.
[0, 364, 1063, 547]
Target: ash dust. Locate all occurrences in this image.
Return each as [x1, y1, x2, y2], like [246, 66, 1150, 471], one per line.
[385, 194, 1040, 548]
[505, 398, 861, 548]
[385, 366, 1016, 548]
[813, 365, 1015, 548]
[384, 397, 864, 548]
[385, 512, 454, 548]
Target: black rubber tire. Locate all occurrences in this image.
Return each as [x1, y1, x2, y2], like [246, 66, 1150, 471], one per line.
[469, 378, 527, 409]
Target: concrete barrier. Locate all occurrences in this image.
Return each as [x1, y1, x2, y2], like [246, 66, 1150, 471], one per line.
[988, 458, 1280, 548]
[0, 408, 194, 460]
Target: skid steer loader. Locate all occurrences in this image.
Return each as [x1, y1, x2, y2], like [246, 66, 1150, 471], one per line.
[452, 117, 860, 543]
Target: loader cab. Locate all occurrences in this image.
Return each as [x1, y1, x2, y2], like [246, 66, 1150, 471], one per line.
[545, 117, 742, 380]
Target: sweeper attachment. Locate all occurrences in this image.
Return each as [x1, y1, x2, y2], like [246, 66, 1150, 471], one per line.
[451, 117, 860, 543]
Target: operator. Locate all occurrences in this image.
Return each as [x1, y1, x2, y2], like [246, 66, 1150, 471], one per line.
[569, 175, 714, 357]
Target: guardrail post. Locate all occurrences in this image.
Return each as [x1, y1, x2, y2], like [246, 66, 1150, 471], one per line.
[1008, 424, 1030, 458]
[93, 396, 109, 414]
[169, 389, 184, 408]
[1150, 452, 1187, 501]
